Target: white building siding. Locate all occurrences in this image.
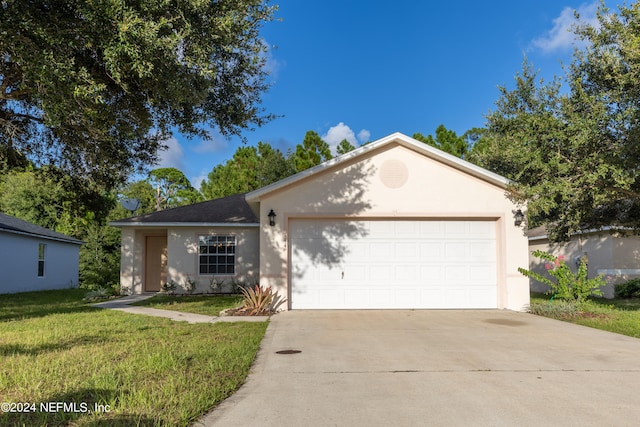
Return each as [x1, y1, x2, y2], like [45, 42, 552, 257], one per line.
[1, 233, 80, 294]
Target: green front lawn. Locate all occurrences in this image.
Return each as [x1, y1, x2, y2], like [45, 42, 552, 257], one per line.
[0, 289, 267, 426]
[131, 294, 244, 316]
[529, 293, 640, 338]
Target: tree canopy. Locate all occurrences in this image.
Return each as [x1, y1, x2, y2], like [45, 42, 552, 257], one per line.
[147, 168, 201, 211]
[0, 0, 276, 188]
[336, 139, 356, 155]
[481, 3, 640, 241]
[413, 125, 469, 159]
[290, 131, 332, 173]
[200, 142, 294, 199]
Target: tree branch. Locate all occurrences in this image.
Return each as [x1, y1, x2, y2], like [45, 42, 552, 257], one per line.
[604, 186, 640, 199]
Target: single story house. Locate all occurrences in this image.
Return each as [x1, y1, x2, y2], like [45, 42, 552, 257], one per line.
[0, 212, 83, 294]
[528, 226, 640, 298]
[111, 132, 530, 310]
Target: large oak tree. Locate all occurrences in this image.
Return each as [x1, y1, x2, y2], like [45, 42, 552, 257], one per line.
[0, 0, 276, 187]
[481, 3, 640, 241]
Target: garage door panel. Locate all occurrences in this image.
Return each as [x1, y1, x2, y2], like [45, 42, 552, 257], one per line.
[396, 265, 419, 282]
[369, 221, 395, 235]
[469, 265, 497, 282]
[345, 265, 368, 281]
[370, 265, 394, 281]
[469, 288, 498, 308]
[396, 242, 419, 259]
[421, 265, 443, 281]
[369, 242, 389, 261]
[290, 220, 497, 309]
[318, 289, 342, 306]
[469, 242, 496, 260]
[444, 222, 467, 235]
[444, 264, 468, 282]
[468, 221, 495, 236]
[419, 221, 443, 235]
[370, 289, 393, 307]
[445, 242, 466, 258]
[347, 242, 369, 260]
[445, 288, 473, 307]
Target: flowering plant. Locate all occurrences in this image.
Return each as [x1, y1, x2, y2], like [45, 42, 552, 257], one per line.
[518, 250, 605, 301]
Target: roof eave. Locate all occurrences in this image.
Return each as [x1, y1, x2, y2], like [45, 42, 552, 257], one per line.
[109, 222, 260, 228]
[0, 228, 84, 245]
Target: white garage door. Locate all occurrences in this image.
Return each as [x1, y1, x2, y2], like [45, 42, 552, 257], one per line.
[290, 219, 497, 309]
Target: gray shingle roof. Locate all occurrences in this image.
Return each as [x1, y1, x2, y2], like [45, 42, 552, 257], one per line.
[0, 213, 83, 244]
[110, 193, 259, 226]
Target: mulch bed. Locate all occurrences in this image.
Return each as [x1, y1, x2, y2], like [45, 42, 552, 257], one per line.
[221, 307, 274, 317]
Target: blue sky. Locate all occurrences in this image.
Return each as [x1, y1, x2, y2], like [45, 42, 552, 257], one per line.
[157, 1, 601, 189]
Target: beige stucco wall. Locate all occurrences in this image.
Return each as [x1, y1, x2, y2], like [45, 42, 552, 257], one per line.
[119, 226, 259, 294]
[255, 142, 530, 311]
[529, 233, 640, 298]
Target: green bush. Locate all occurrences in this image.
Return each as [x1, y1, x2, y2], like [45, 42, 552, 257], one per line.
[615, 278, 640, 298]
[519, 250, 605, 302]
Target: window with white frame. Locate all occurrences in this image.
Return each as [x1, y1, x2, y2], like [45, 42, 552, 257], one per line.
[38, 243, 46, 277]
[198, 235, 236, 275]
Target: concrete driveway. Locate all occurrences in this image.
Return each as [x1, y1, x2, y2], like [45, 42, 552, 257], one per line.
[197, 310, 640, 426]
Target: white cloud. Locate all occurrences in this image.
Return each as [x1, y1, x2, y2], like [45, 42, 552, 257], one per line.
[531, 3, 599, 53]
[191, 173, 208, 191]
[157, 137, 185, 170]
[322, 122, 371, 154]
[193, 135, 228, 154]
[262, 39, 282, 82]
[357, 129, 371, 144]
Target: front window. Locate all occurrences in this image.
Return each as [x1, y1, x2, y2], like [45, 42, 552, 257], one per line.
[38, 243, 46, 277]
[198, 235, 236, 275]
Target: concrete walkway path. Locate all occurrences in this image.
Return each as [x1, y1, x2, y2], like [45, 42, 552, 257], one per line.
[91, 293, 267, 324]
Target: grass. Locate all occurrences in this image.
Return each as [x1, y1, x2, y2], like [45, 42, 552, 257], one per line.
[0, 289, 267, 426]
[131, 294, 244, 316]
[529, 292, 640, 338]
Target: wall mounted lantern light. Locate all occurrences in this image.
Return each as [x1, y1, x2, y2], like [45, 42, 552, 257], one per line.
[268, 209, 276, 227]
[514, 209, 525, 227]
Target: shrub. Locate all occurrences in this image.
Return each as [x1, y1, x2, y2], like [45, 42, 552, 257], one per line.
[83, 287, 113, 302]
[518, 250, 605, 302]
[183, 276, 197, 294]
[209, 277, 226, 293]
[239, 284, 286, 315]
[615, 278, 640, 298]
[161, 280, 177, 294]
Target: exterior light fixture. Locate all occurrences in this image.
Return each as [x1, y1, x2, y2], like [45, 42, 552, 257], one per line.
[268, 209, 276, 227]
[514, 209, 524, 227]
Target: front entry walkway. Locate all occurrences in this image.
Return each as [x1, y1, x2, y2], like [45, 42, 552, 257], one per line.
[91, 293, 267, 324]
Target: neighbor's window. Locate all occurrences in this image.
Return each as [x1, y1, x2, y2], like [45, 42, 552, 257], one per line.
[38, 243, 46, 277]
[198, 235, 236, 275]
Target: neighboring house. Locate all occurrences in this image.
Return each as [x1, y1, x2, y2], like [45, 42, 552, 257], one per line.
[0, 212, 83, 294]
[111, 132, 530, 311]
[528, 226, 640, 298]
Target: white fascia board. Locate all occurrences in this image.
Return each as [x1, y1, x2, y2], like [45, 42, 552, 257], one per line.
[246, 132, 509, 202]
[109, 222, 260, 228]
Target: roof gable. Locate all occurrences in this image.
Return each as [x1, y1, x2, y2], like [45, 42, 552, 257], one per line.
[246, 132, 508, 201]
[0, 213, 83, 244]
[110, 193, 259, 226]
